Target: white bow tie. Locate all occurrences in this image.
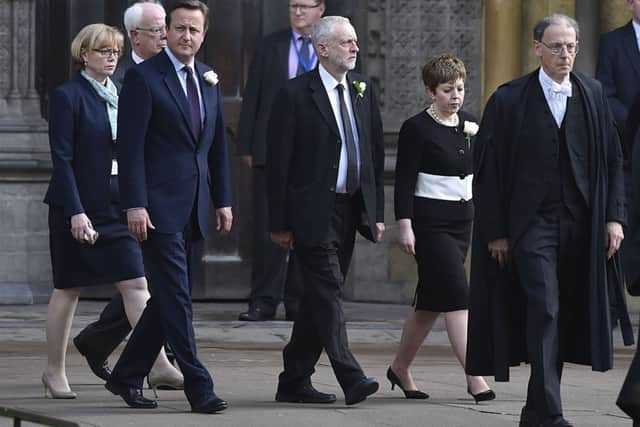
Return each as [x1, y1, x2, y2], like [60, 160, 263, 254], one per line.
[550, 81, 572, 97]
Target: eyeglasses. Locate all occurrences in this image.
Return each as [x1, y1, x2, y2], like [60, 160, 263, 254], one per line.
[289, 3, 321, 12]
[135, 26, 166, 36]
[92, 48, 121, 57]
[537, 41, 579, 55]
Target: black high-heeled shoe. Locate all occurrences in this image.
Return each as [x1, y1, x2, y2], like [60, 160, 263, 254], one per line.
[386, 367, 429, 399]
[467, 387, 496, 404]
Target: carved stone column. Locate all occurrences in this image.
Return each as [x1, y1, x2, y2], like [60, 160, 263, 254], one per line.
[521, 0, 576, 74]
[0, 0, 50, 304]
[483, 0, 522, 104]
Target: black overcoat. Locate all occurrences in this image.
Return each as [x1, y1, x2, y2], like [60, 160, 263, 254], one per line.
[466, 70, 633, 381]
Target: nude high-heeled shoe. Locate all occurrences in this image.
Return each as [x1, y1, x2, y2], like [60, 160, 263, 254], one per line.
[147, 369, 184, 398]
[41, 373, 77, 399]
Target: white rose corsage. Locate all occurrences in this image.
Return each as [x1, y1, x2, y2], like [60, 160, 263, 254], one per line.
[463, 120, 479, 137]
[352, 80, 367, 98]
[203, 70, 219, 86]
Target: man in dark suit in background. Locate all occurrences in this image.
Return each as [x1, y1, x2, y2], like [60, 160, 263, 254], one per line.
[104, 0, 232, 413]
[236, 0, 325, 322]
[72, 0, 169, 383]
[596, 0, 640, 137]
[268, 16, 384, 406]
[467, 14, 628, 427]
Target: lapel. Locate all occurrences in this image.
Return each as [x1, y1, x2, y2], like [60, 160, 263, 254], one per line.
[346, 73, 366, 145]
[309, 70, 340, 137]
[276, 31, 291, 80]
[195, 61, 215, 142]
[159, 51, 197, 144]
[622, 21, 640, 80]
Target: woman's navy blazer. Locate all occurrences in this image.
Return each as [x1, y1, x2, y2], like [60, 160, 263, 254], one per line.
[44, 73, 115, 217]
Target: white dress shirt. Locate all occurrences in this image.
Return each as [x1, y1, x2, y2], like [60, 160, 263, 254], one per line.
[539, 67, 572, 128]
[164, 47, 204, 126]
[633, 20, 640, 52]
[131, 50, 144, 65]
[318, 64, 361, 194]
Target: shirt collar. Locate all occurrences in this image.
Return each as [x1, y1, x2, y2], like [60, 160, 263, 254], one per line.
[291, 29, 309, 42]
[318, 63, 347, 93]
[633, 20, 640, 41]
[164, 47, 195, 74]
[131, 50, 144, 64]
[538, 67, 571, 96]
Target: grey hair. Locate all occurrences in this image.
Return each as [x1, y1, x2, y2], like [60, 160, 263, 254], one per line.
[533, 14, 580, 42]
[123, 1, 163, 37]
[311, 16, 351, 46]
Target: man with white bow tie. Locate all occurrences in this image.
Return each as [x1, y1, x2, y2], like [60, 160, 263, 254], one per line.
[466, 14, 630, 427]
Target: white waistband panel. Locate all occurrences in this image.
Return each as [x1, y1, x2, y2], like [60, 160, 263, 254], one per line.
[413, 172, 473, 201]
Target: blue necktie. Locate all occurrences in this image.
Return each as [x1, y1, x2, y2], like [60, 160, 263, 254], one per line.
[296, 37, 311, 76]
[336, 84, 358, 194]
[183, 66, 201, 140]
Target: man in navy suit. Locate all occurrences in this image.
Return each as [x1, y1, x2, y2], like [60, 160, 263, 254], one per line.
[105, 0, 232, 413]
[596, 0, 640, 150]
[236, 0, 325, 322]
[73, 0, 168, 383]
[268, 16, 384, 406]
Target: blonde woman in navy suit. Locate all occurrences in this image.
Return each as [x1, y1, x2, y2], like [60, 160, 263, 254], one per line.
[42, 23, 180, 399]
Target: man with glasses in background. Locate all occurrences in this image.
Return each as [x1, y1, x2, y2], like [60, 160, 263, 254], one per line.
[72, 0, 173, 385]
[467, 14, 630, 427]
[236, 0, 325, 322]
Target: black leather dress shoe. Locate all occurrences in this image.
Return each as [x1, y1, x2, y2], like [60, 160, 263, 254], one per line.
[191, 395, 228, 413]
[238, 306, 275, 321]
[105, 381, 157, 409]
[276, 384, 337, 404]
[344, 377, 379, 405]
[73, 336, 111, 382]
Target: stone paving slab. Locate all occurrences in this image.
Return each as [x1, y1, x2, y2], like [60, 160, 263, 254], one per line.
[0, 301, 636, 426]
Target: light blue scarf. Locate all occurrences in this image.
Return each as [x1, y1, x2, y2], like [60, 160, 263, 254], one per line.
[81, 71, 118, 141]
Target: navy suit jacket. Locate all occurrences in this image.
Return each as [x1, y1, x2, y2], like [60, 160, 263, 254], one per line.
[117, 50, 232, 238]
[44, 73, 115, 217]
[596, 21, 640, 129]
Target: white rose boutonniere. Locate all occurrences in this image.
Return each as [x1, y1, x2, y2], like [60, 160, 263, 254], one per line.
[203, 70, 218, 86]
[463, 120, 479, 137]
[352, 80, 367, 98]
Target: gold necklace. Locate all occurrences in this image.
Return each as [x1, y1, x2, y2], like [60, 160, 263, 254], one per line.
[427, 104, 458, 127]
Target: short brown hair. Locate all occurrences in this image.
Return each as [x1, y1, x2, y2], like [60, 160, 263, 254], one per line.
[70, 23, 124, 68]
[421, 54, 467, 91]
[166, 0, 209, 32]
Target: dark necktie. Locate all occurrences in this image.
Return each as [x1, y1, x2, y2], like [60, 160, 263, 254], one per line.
[336, 84, 358, 194]
[296, 37, 311, 76]
[183, 66, 201, 140]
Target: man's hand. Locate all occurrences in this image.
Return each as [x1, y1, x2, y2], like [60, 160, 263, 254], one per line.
[126, 208, 155, 242]
[271, 231, 294, 249]
[606, 221, 624, 259]
[488, 238, 509, 269]
[240, 155, 253, 169]
[397, 219, 415, 255]
[216, 207, 233, 234]
[375, 222, 385, 242]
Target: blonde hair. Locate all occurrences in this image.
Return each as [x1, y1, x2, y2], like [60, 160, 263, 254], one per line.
[70, 23, 124, 68]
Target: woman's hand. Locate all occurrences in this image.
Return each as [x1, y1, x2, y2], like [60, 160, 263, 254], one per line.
[70, 213, 96, 244]
[397, 219, 415, 255]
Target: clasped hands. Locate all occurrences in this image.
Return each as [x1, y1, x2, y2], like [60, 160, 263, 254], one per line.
[126, 207, 233, 242]
[487, 221, 624, 269]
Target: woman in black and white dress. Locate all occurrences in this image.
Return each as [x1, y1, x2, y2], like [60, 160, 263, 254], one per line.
[386, 54, 495, 403]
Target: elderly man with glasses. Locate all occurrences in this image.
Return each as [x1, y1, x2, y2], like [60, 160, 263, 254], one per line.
[466, 14, 631, 427]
